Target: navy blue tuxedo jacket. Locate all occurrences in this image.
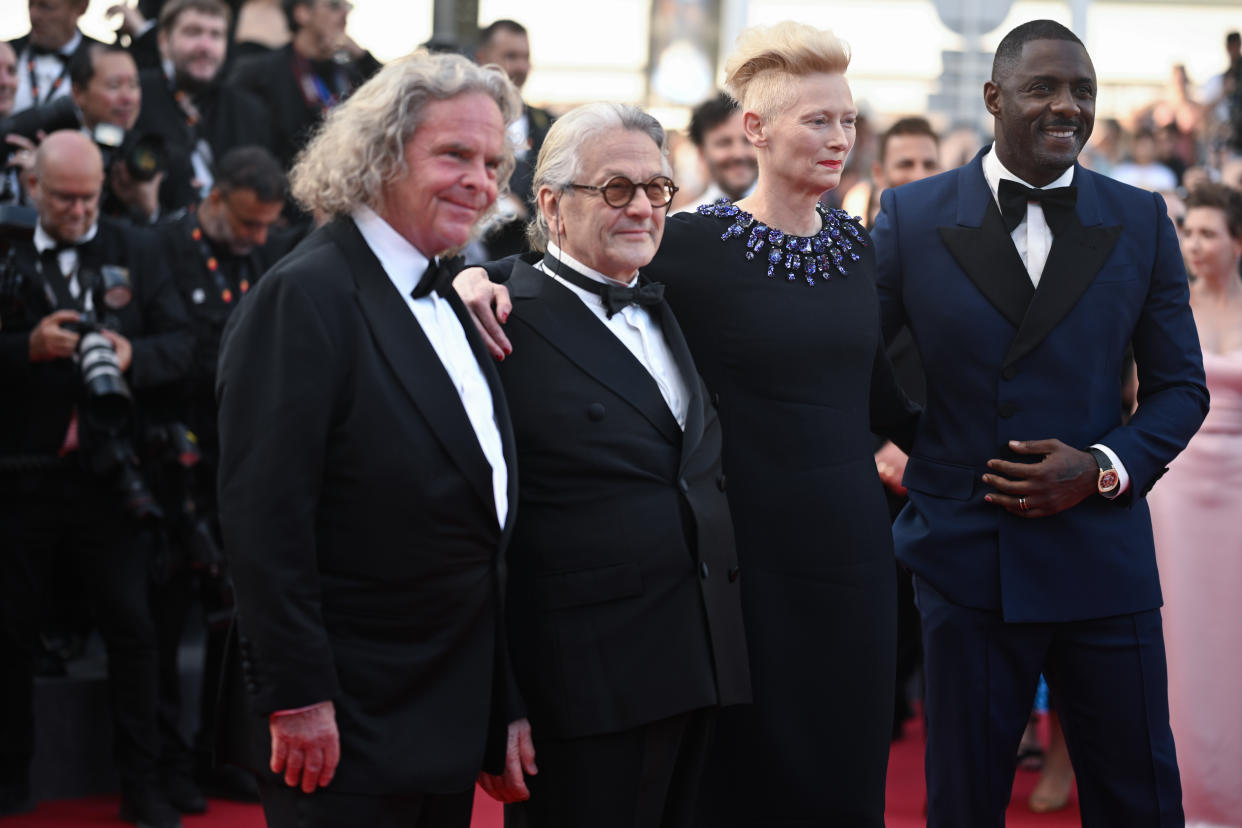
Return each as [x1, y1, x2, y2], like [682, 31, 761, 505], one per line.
[872, 147, 1208, 623]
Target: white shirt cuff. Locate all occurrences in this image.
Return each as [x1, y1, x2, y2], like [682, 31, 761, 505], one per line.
[1089, 443, 1130, 495]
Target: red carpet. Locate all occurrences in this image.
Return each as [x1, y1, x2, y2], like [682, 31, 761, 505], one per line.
[6, 717, 1079, 827]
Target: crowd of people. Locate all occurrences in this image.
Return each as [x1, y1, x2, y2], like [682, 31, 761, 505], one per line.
[0, 2, 1239, 828]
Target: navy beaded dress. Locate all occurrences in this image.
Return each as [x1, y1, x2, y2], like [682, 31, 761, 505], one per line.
[645, 201, 918, 826]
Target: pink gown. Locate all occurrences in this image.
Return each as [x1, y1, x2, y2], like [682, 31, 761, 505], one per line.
[1149, 347, 1242, 828]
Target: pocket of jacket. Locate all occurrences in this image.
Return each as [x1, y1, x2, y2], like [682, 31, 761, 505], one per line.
[903, 455, 977, 501]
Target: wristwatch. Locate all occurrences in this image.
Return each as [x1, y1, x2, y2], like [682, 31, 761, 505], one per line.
[1088, 447, 1120, 499]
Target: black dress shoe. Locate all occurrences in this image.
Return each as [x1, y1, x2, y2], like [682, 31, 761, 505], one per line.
[119, 786, 183, 828]
[162, 769, 207, 814]
[0, 779, 34, 817]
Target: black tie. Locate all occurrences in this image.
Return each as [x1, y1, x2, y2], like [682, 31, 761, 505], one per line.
[410, 255, 463, 300]
[998, 179, 1077, 236]
[542, 255, 665, 319]
[29, 43, 68, 60]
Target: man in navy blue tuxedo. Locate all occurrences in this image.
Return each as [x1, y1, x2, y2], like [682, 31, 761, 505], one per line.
[872, 20, 1208, 827]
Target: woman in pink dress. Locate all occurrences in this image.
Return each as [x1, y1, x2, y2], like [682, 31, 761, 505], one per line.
[1149, 181, 1242, 828]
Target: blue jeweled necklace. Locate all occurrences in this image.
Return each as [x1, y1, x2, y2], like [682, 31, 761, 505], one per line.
[696, 198, 866, 285]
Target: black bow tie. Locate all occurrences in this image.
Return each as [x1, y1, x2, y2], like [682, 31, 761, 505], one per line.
[542, 255, 664, 318]
[29, 43, 69, 60]
[43, 240, 83, 257]
[998, 179, 1077, 236]
[410, 255, 463, 300]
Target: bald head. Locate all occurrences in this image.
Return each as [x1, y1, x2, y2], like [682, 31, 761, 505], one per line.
[28, 130, 104, 244]
[34, 129, 103, 178]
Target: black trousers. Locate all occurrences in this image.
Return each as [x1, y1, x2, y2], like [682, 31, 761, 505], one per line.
[915, 575, 1184, 828]
[257, 778, 474, 828]
[506, 708, 716, 828]
[0, 466, 161, 789]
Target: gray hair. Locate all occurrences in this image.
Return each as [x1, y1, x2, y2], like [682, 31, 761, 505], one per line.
[290, 50, 522, 220]
[527, 102, 670, 252]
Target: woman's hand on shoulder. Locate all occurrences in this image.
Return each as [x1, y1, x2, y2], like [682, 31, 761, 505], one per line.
[453, 267, 513, 360]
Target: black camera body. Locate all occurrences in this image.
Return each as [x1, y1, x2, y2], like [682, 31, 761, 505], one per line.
[0, 98, 167, 183]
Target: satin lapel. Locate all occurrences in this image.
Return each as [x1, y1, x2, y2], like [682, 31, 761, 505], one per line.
[937, 162, 1033, 330]
[509, 260, 681, 444]
[650, 296, 702, 463]
[1003, 171, 1121, 369]
[443, 285, 516, 537]
[325, 219, 495, 518]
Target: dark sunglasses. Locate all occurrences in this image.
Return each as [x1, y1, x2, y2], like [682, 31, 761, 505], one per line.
[567, 176, 679, 209]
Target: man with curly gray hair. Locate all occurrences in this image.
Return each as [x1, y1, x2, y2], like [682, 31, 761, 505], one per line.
[215, 51, 523, 828]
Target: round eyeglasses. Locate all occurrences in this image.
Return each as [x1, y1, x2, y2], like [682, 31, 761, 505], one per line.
[567, 176, 679, 209]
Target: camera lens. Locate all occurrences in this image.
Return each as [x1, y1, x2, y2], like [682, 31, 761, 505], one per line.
[78, 330, 132, 431]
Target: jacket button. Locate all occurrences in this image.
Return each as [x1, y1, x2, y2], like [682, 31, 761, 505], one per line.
[678, 478, 690, 493]
[245, 682, 257, 693]
[728, 567, 740, 583]
[1001, 365, 1017, 380]
[700, 562, 710, 579]
[586, 403, 606, 421]
[711, 392, 721, 407]
[998, 403, 1016, 419]
[716, 474, 727, 491]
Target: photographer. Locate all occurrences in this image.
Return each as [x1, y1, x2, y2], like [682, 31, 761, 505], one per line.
[149, 145, 286, 805]
[69, 43, 166, 224]
[134, 0, 272, 215]
[0, 44, 167, 223]
[1, 42, 23, 205]
[0, 131, 191, 827]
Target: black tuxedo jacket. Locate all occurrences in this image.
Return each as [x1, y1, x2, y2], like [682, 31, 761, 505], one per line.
[226, 44, 381, 171]
[216, 216, 519, 794]
[498, 259, 750, 740]
[134, 69, 274, 213]
[0, 218, 191, 459]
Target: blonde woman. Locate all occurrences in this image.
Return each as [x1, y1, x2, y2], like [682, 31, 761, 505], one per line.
[648, 24, 915, 825]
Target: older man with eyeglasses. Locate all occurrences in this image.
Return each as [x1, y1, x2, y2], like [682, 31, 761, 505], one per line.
[469, 102, 750, 828]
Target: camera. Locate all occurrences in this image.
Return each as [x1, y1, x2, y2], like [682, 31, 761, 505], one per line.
[0, 98, 167, 183]
[0, 97, 81, 166]
[94, 125, 168, 184]
[0, 248, 163, 521]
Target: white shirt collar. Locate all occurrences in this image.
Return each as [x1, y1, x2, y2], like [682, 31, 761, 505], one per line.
[352, 205, 431, 296]
[34, 221, 98, 253]
[982, 143, 1075, 206]
[60, 30, 82, 56]
[544, 242, 638, 288]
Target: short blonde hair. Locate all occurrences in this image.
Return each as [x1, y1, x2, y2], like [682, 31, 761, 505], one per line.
[290, 51, 521, 220]
[723, 22, 850, 121]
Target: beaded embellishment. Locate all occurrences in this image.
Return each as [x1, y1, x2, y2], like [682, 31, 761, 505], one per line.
[696, 198, 866, 285]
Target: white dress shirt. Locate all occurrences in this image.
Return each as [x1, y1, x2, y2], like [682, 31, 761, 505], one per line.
[982, 146, 1130, 495]
[352, 207, 508, 526]
[14, 30, 80, 111]
[539, 243, 690, 430]
[33, 221, 99, 308]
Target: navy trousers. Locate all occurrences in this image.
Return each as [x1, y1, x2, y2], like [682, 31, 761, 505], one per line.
[915, 576, 1183, 828]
